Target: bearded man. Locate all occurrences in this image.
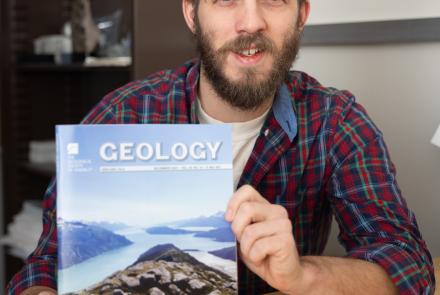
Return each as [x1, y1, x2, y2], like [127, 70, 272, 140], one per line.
[7, 0, 435, 294]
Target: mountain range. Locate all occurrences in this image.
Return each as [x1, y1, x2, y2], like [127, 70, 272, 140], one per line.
[145, 226, 195, 235]
[85, 221, 130, 232]
[172, 211, 230, 228]
[58, 220, 133, 269]
[194, 227, 235, 242]
[208, 247, 236, 262]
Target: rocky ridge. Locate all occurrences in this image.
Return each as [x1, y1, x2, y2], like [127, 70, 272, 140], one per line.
[65, 244, 237, 295]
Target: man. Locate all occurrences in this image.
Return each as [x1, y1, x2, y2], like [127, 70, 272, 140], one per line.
[7, 0, 435, 294]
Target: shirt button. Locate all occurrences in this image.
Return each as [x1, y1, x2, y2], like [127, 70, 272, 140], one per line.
[264, 129, 269, 137]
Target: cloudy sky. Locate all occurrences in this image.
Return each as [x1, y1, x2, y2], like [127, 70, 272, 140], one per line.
[56, 124, 233, 227]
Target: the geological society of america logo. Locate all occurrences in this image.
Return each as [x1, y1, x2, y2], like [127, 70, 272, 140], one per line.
[67, 143, 79, 155]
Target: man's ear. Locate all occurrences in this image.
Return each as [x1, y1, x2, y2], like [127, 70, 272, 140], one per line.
[298, 0, 310, 31]
[182, 0, 197, 34]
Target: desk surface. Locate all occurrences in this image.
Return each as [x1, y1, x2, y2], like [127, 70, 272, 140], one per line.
[266, 257, 440, 295]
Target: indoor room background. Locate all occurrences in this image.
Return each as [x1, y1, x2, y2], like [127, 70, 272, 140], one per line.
[1, 0, 439, 289]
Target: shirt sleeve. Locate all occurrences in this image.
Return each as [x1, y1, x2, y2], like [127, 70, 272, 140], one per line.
[6, 181, 58, 294]
[325, 96, 435, 295]
[5, 84, 133, 294]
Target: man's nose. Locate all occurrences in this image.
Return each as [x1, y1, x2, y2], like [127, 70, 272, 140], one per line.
[235, 1, 267, 34]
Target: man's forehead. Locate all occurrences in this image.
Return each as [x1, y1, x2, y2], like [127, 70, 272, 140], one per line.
[194, 0, 302, 5]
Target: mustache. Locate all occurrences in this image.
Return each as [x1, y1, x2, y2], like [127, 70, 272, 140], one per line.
[218, 33, 275, 54]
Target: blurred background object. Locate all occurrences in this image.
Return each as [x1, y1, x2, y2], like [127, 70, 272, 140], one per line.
[0, 201, 42, 260]
[431, 124, 440, 148]
[33, 35, 72, 64]
[70, 0, 99, 62]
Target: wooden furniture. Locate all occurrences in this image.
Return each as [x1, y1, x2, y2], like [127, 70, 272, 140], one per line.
[1, 0, 197, 284]
[0, 0, 133, 282]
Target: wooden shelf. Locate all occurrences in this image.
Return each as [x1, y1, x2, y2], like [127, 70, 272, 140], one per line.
[17, 63, 132, 73]
[1, 0, 135, 284]
[22, 162, 55, 178]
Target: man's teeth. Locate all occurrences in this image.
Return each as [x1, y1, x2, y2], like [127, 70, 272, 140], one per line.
[240, 48, 261, 56]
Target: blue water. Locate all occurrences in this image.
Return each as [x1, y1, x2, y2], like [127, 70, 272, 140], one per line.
[58, 229, 235, 294]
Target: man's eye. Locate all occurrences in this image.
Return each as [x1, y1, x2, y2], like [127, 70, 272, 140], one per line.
[264, 0, 287, 6]
[215, 0, 236, 7]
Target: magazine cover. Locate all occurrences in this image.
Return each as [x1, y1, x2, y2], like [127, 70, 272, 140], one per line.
[56, 124, 237, 295]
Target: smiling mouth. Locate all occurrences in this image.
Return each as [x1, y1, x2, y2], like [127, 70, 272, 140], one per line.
[237, 48, 262, 57]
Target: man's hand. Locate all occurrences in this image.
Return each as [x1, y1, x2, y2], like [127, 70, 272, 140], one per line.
[20, 286, 57, 295]
[225, 185, 308, 294]
[225, 185, 399, 295]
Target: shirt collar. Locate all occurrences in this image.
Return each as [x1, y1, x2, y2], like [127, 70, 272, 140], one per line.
[272, 84, 298, 142]
[186, 60, 297, 142]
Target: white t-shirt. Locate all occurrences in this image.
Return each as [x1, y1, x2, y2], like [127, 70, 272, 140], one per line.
[196, 99, 270, 190]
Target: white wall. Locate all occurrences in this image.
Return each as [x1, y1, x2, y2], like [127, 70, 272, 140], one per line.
[295, 42, 440, 257]
[308, 0, 440, 24]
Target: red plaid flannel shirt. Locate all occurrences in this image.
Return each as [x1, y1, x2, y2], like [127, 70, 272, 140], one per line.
[7, 60, 435, 294]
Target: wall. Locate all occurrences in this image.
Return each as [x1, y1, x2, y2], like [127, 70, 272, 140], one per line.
[133, 1, 195, 79]
[295, 42, 440, 257]
[308, 0, 440, 24]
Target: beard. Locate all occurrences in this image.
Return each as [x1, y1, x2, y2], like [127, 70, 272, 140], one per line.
[194, 17, 302, 111]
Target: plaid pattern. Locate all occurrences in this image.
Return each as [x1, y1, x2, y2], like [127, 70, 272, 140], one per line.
[7, 60, 434, 294]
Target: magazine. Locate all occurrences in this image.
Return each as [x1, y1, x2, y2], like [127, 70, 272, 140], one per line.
[56, 124, 237, 295]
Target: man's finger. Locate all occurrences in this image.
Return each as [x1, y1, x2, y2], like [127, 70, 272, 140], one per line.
[225, 184, 269, 221]
[239, 218, 293, 256]
[232, 202, 288, 240]
[240, 233, 295, 268]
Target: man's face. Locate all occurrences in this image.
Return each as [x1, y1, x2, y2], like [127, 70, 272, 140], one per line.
[194, 0, 304, 111]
